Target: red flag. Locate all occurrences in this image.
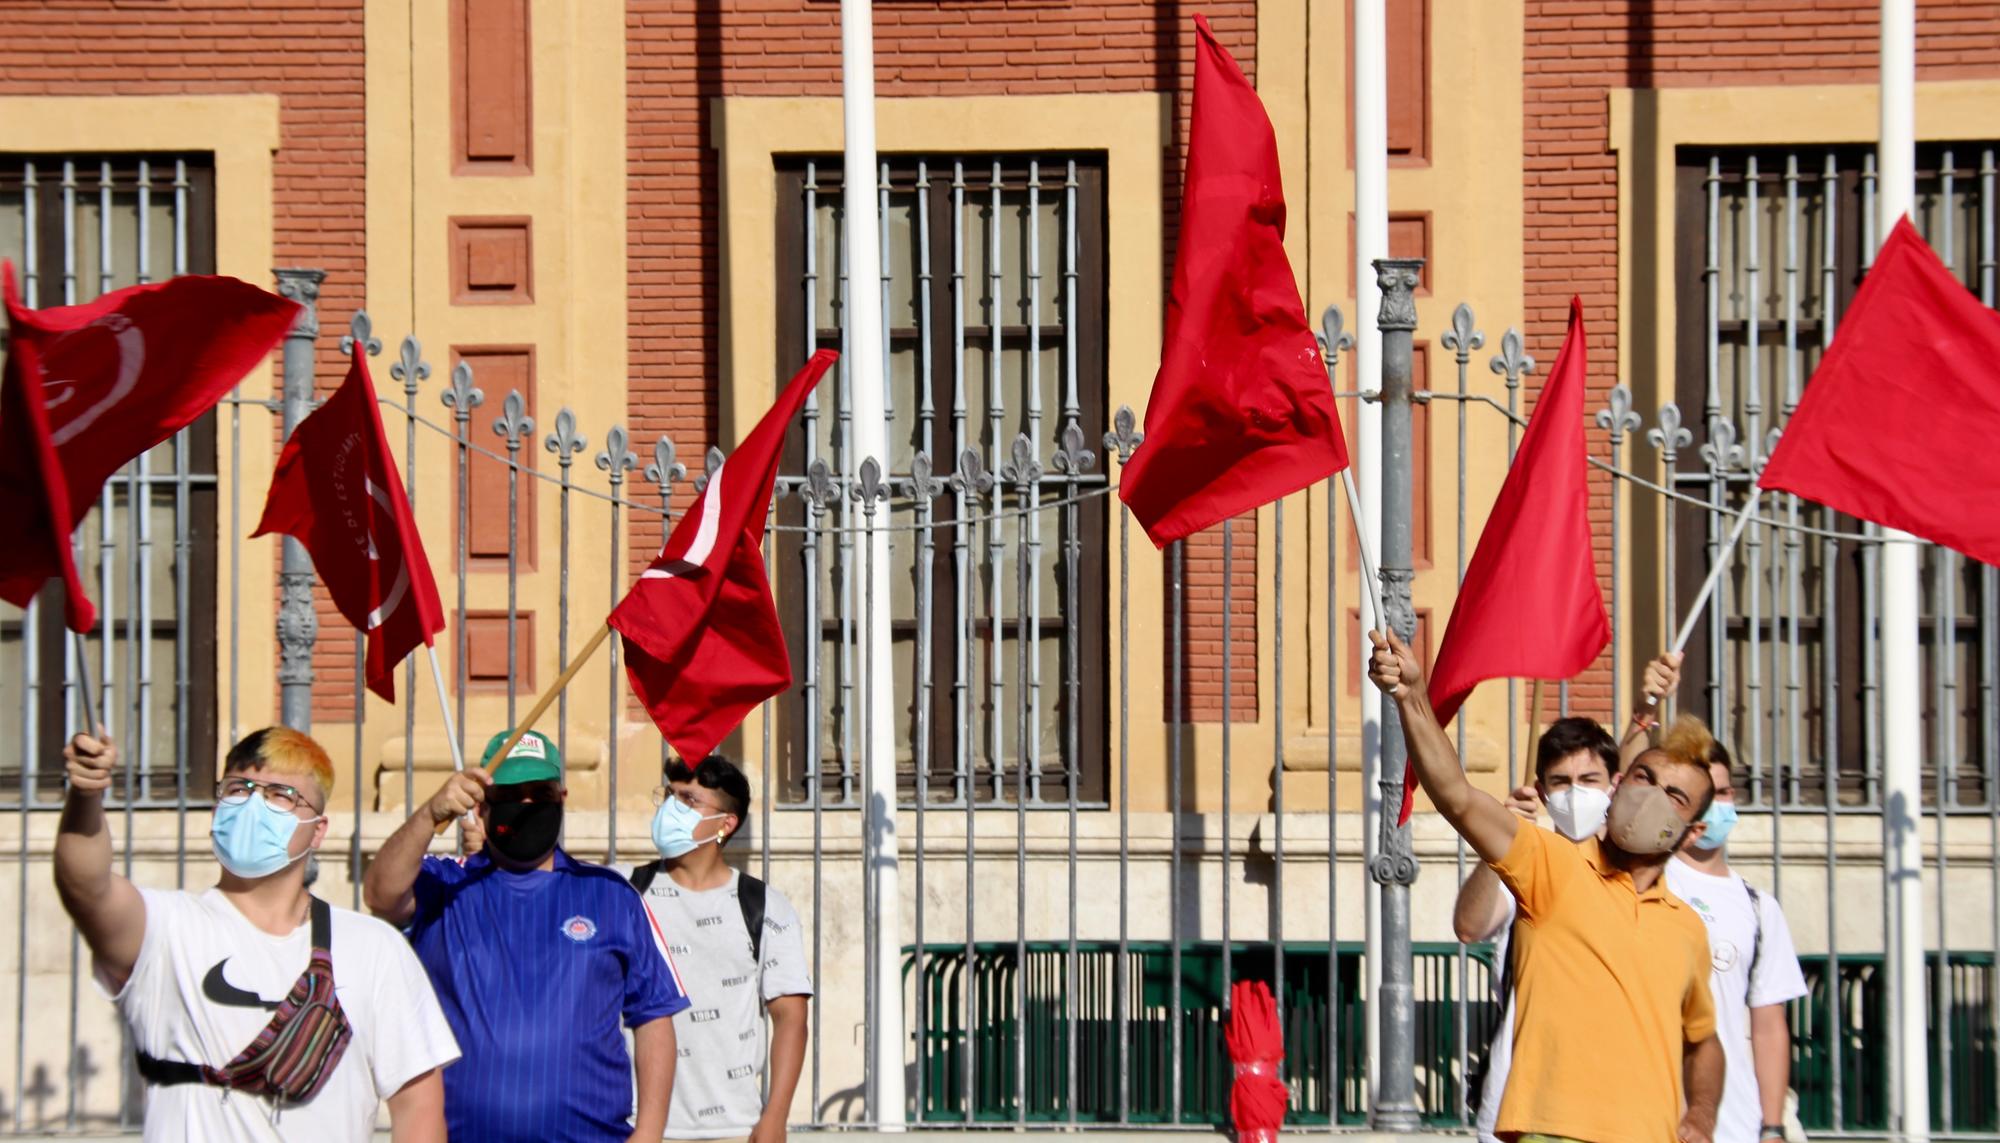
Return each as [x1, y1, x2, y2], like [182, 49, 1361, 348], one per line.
[1760, 216, 2000, 566]
[253, 352, 445, 702]
[1405, 297, 1609, 824]
[0, 263, 299, 631]
[610, 350, 837, 761]
[1117, 14, 1349, 546]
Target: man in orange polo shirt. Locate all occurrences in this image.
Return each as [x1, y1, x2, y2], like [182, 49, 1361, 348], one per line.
[1369, 629, 1725, 1143]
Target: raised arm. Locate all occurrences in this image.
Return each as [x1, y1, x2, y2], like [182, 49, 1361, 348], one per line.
[363, 769, 490, 926]
[1367, 630, 1518, 864]
[53, 731, 147, 991]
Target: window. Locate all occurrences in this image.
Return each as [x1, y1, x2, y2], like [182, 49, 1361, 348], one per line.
[0, 154, 220, 804]
[1672, 143, 1998, 808]
[772, 155, 1110, 807]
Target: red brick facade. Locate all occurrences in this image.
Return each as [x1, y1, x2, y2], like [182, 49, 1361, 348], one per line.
[1523, 0, 2000, 719]
[0, 0, 367, 722]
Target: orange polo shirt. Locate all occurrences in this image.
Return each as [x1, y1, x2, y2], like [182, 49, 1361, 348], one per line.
[1489, 825, 1716, 1143]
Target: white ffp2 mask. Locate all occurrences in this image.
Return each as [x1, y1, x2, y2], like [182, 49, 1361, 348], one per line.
[1543, 786, 1611, 841]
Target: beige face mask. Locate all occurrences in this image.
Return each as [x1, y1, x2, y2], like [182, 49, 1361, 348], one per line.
[1605, 784, 1689, 855]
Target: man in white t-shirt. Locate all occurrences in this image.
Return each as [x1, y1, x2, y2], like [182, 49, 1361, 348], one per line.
[627, 755, 813, 1143]
[54, 726, 459, 1142]
[1666, 726, 1809, 1143]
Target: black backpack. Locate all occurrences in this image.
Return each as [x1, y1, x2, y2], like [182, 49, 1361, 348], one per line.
[629, 862, 768, 964]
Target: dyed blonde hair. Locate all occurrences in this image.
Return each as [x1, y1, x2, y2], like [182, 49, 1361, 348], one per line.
[1657, 715, 1718, 771]
[224, 727, 335, 803]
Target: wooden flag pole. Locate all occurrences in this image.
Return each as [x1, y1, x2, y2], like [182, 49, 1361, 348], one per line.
[1647, 489, 1765, 707]
[432, 620, 613, 834]
[1526, 678, 1545, 774]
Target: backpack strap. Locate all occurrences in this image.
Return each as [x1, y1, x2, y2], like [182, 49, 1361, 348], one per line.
[630, 859, 664, 895]
[739, 873, 767, 966]
[1743, 881, 1765, 985]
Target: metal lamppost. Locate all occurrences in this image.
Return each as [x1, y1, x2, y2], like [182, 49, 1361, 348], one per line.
[1369, 256, 1425, 1130]
[273, 268, 325, 733]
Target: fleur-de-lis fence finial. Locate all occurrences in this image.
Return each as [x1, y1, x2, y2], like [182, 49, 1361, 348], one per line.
[1319, 305, 1357, 373]
[1104, 405, 1144, 465]
[441, 359, 484, 420]
[800, 457, 841, 514]
[1647, 403, 1693, 464]
[1596, 385, 1642, 444]
[645, 437, 686, 493]
[596, 425, 638, 484]
[1489, 327, 1535, 387]
[693, 446, 725, 496]
[1701, 415, 1747, 475]
[391, 335, 430, 401]
[902, 451, 947, 501]
[341, 310, 382, 358]
[493, 389, 535, 450]
[853, 457, 890, 510]
[544, 408, 587, 468]
[1050, 421, 1097, 477]
[952, 448, 994, 496]
[1001, 432, 1043, 488]
[1440, 303, 1485, 364]
[1758, 427, 1783, 476]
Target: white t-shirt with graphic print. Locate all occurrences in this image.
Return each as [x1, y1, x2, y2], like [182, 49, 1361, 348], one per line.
[1666, 858, 1810, 1143]
[627, 866, 814, 1140]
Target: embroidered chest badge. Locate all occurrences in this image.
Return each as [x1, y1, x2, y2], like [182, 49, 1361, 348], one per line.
[561, 915, 599, 942]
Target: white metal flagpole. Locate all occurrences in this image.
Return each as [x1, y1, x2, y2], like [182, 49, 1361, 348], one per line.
[1643, 490, 1765, 712]
[424, 642, 466, 772]
[1353, 0, 1389, 1097]
[839, 0, 905, 1126]
[1878, 2, 1929, 1138]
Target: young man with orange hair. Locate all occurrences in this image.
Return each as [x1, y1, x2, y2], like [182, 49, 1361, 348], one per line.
[55, 727, 459, 1141]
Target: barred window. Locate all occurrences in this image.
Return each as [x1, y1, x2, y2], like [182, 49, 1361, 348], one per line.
[772, 155, 1110, 807]
[0, 155, 220, 805]
[1673, 144, 1999, 808]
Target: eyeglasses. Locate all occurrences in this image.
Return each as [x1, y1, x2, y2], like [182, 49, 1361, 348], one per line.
[650, 785, 715, 811]
[215, 776, 320, 816]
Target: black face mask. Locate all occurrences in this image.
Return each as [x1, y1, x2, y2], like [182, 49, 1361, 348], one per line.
[487, 800, 562, 866]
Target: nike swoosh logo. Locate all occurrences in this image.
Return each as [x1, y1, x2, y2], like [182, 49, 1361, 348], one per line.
[202, 960, 280, 1010]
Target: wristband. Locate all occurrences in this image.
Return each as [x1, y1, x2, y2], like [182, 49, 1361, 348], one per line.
[1759, 1127, 1785, 1141]
[1630, 711, 1659, 733]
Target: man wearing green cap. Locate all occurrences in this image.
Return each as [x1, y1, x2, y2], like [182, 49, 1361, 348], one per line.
[365, 730, 690, 1143]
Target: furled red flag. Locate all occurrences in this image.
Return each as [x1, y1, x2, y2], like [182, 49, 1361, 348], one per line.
[253, 351, 445, 702]
[1760, 216, 2000, 566]
[0, 263, 299, 631]
[1224, 980, 1289, 1143]
[1117, 14, 1349, 546]
[1404, 297, 1609, 824]
[610, 350, 838, 761]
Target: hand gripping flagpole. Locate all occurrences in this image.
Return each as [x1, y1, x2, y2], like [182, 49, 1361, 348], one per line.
[432, 620, 612, 834]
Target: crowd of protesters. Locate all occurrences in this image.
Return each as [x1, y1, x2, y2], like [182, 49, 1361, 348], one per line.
[52, 653, 1800, 1143]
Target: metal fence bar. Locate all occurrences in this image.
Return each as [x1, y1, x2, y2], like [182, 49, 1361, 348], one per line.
[599, 429, 636, 864]
[1444, 301, 1482, 1127]
[1170, 538, 1185, 1126]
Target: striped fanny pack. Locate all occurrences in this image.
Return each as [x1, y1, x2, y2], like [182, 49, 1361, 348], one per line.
[136, 896, 353, 1104]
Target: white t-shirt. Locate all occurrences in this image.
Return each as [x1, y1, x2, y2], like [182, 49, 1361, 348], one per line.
[101, 887, 461, 1143]
[1665, 858, 1810, 1143]
[627, 866, 814, 1140]
[1473, 895, 1516, 1143]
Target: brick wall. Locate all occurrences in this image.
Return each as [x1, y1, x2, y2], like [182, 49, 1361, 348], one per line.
[1524, 0, 2000, 720]
[0, 0, 368, 723]
[626, 0, 1261, 724]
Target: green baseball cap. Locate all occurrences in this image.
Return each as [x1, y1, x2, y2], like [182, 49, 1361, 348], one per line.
[481, 729, 563, 785]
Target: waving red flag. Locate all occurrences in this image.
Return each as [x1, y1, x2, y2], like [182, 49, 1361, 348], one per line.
[253, 351, 445, 702]
[1404, 297, 1608, 823]
[1760, 216, 2000, 566]
[1117, 14, 1348, 546]
[0, 263, 299, 630]
[610, 350, 837, 761]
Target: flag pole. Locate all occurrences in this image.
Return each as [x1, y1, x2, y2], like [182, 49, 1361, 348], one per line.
[71, 626, 104, 737]
[424, 642, 466, 773]
[433, 621, 611, 834]
[1525, 678, 1544, 769]
[1649, 488, 1765, 708]
[1340, 468, 1389, 636]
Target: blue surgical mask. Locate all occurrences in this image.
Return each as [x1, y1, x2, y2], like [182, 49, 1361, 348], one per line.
[1693, 799, 1738, 850]
[651, 796, 727, 859]
[211, 793, 318, 879]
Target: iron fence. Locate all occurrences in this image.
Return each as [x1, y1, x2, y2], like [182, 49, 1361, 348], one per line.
[3, 144, 2000, 1134]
